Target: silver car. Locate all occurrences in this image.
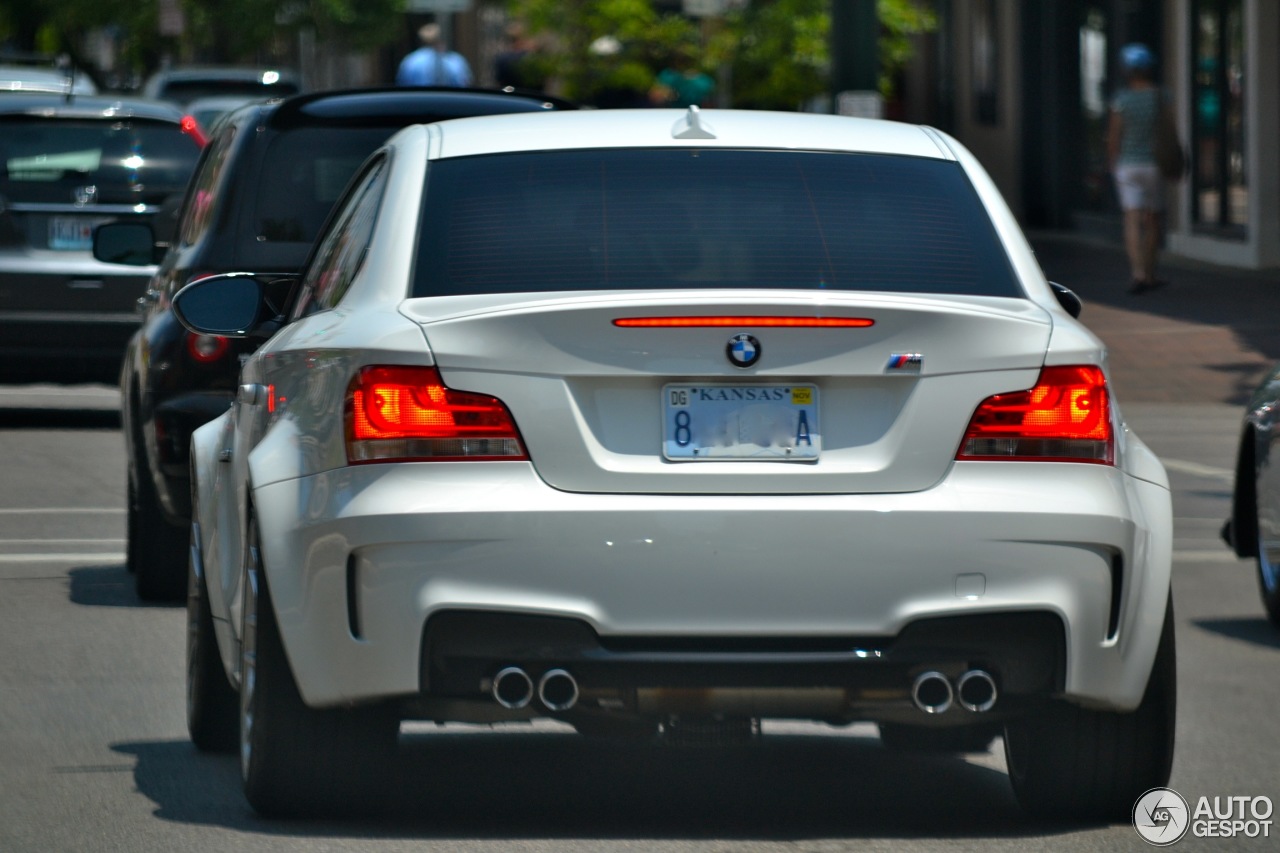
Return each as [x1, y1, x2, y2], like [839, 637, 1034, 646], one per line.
[178, 107, 1176, 819]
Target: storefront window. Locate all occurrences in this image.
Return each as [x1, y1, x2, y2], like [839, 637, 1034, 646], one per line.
[1192, 0, 1247, 234]
[1078, 6, 1110, 209]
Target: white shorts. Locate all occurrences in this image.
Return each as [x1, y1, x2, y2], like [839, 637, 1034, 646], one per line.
[1113, 164, 1164, 211]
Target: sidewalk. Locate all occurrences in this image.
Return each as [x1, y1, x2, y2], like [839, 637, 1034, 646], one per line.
[1026, 232, 1280, 406]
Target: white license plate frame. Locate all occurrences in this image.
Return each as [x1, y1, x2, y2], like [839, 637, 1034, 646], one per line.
[662, 383, 820, 461]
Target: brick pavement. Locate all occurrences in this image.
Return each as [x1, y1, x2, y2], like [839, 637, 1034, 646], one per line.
[1027, 232, 1280, 406]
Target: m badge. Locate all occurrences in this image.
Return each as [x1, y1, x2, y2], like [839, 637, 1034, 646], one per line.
[886, 353, 923, 373]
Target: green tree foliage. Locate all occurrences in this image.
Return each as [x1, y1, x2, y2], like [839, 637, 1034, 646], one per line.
[508, 0, 935, 111]
[1, 0, 402, 82]
[510, 0, 700, 106]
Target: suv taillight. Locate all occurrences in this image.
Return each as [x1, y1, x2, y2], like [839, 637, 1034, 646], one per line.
[344, 366, 527, 463]
[957, 365, 1113, 465]
[186, 332, 228, 363]
[180, 115, 208, 147]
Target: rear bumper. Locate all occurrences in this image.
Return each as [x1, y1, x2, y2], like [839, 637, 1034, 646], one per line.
[248, 460, 1172, 715]
[0, 312, 137, 379]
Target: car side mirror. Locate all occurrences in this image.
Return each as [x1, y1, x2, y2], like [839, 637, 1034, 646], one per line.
[1049, 282, 1082, 319]
[171, 273, 267, 337]
[93, 222, 159, 266]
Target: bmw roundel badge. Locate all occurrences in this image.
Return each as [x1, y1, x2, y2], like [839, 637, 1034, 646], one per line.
[727, 333, 761, 368]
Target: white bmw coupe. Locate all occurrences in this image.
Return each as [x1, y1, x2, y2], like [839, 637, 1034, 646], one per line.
[176, 107, 1175, 819]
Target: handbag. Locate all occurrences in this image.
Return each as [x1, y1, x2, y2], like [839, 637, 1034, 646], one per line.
[1155, 100, 1186, 181]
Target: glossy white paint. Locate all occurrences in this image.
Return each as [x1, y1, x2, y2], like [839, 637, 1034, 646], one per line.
[189, 109, 1173, 721]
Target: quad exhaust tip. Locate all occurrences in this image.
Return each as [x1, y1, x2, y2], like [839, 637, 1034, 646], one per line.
[537, 668, 579, 711]
[492, 666, 535, 709]
[956, 669, 998, 713]
[911, 669, 998, 714]
[911, 671, 954, 714]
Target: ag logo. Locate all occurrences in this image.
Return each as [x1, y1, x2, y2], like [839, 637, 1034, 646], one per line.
[1133, 787, 1190, 846]
[726, 333, 761, 368]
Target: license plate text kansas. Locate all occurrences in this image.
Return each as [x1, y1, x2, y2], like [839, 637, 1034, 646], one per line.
[662, 383, 820, 460]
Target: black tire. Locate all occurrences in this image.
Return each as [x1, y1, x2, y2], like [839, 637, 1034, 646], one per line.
[1254, 530, 1280, 629]
[129, 466, 189, 601]
[238, 509, 398, 818]
[186, 525, 238, 753]
[1004, 595, 1177, 821]
[879, 722, 998, 754]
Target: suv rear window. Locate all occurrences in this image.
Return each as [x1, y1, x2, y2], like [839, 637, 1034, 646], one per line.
[413, 149, 1021, 298]
[0, 118, 200, 204]
[239, 125, 397, 267]
[156, 79, 300, 105]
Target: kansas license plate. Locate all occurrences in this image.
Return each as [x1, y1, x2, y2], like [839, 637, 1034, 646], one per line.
[662, 383, 820, 461]
[49, 217, 103, 251]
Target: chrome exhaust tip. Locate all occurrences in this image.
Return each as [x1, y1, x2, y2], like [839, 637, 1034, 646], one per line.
[537, 668, 579, 711]
[956, 669, 997, 712]
[911, 671, 954, 714]
[491, 666, 534, 709]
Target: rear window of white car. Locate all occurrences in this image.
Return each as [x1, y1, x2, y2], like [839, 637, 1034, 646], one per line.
[413, 149, 1022, 297]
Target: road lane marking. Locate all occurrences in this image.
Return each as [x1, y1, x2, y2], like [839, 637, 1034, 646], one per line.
[0, 508, 124, 514]
[1173, 550, 1244, 563]
[0, 539, 124, 545]
[0, 553, 125, 562]
[1161, 458, 1233, 479]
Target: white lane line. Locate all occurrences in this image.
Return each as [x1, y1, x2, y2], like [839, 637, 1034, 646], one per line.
[0, 553, 125, 562]
[1161, 458, 1233, 480]
[0, 539, 124, 545]
[0, 508, 124, 514]
[1173, 550, 1244, 563]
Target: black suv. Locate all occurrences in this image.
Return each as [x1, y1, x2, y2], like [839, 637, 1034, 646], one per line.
[0, 93, 203, 381]
[98, 87, 574, 600]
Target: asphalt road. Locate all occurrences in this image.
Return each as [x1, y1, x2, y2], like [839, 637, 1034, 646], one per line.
[1, 383, 1277, 852]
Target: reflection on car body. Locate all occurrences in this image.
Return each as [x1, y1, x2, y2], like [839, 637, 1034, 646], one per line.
[1222, 364, 1280, 628]
[180, 107, 1176, 820]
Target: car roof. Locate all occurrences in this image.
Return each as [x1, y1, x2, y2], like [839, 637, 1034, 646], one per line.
[145, 65, 300, 84]
[262, 86, 575, 131]
[424, 108, 954, 161]
[0, 64, 98, 95]
[0, 93, 187, 121]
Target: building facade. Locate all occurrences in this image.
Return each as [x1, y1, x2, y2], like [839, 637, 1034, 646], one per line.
[918, 0, 1279, 271]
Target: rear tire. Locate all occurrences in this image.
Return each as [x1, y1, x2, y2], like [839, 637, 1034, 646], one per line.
[238, 509, 398, 818]
[1254, 530, 1280, 628]
[186, 528, 237, 752]
[129, 468, 188, 601]
[1004, 595, 1176, 821]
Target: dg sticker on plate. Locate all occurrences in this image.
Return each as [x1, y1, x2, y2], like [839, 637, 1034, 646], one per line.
[662, 383, 820, 461]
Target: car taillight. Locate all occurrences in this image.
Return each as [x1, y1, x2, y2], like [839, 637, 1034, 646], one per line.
[345, 365, 527, 463]
[957, 365, 1113, 465]
[180, 115, 208, 147]
[186, 332, 228, 363]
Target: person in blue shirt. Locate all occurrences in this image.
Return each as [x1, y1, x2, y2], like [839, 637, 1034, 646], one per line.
[396, 23, 473, 88]
[1108, 43, 1167, 294]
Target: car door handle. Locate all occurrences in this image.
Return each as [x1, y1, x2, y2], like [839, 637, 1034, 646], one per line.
[238, 383, 267, 405]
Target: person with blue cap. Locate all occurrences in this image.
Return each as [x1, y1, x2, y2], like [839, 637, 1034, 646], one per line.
[1108, 43, 1169, 294]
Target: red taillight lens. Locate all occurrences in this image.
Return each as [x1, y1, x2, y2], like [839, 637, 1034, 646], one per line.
[957, 365, 1113, 464]
[613, 316, 874, 328]
[180, 115, 208, 147]
[185, 332, 228, 363]
[345, 366, 527, 463]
